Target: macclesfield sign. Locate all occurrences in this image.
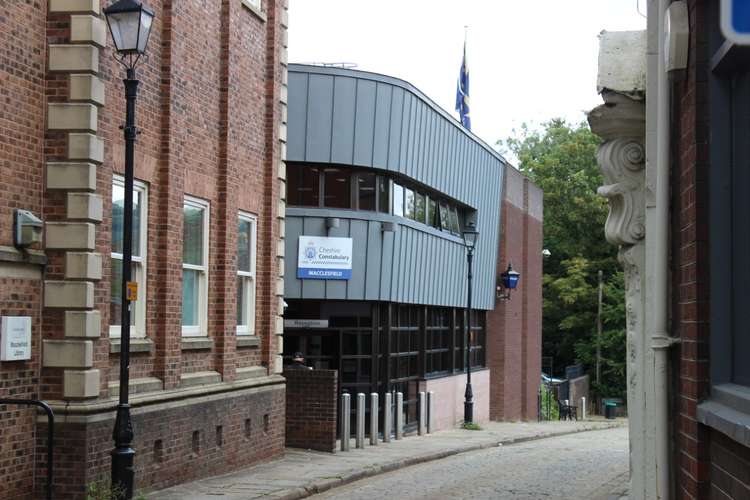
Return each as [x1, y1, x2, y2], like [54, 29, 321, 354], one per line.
[297, 236, 353, 280]
[722, 0, 750, 44]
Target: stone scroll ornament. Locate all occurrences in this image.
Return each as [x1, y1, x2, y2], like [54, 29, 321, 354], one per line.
[596, 138, 646, 247]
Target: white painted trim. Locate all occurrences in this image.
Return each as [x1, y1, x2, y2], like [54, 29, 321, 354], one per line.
[237, 212, 257, 336]
[110, 175, 148, 339]
[182, 196, 210, 337]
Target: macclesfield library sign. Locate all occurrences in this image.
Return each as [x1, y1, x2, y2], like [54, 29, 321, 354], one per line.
[297, 236, 353, 280]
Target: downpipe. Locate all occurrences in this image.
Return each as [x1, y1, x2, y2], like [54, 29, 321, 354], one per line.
[652, 0, 681, 498]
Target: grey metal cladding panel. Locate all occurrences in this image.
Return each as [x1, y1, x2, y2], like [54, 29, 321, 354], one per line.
[305, 74, 335, 163]
[406, 95, 418, 176]
[301, 218, 326, 297]
[398, 94, 412, 174]
[387, 87, 404, 170]
[330, 76, 357, 165]
[325, 219, 349, 300]
[287, 72, 308, 161]
[365, 221, 382, 300]
[380, 229, 394, 299]
[284, 217, 304, 298]
[348, 219, 369, 299]
[372, 84, 392, 168]
[353, 79, 377, 166]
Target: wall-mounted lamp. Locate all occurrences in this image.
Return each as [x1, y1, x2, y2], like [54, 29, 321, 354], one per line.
[14, 210, 43, 249]
[325, 217, 340, 235]
[496, 263, 521, 300]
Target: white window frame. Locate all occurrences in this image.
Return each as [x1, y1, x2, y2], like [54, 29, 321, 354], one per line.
[110, 176, 148, 339]
[182, 196, 210, 337]
[237, 212, 257, 336]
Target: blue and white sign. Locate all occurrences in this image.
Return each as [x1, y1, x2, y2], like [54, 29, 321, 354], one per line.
[722, 0, 750, 44]
[297, 236, 353, 280]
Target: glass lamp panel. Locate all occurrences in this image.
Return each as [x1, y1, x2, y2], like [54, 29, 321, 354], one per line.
[182, 205, 204, 265]
[182, 269, 200, 326]
[108, 11, 141, 52]
[137, 9, 154, 53]
[237, 219, 251, 272]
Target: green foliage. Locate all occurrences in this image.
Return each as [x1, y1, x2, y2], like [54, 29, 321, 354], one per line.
[539, 385, 560, 420]
[500, 119, 626, 400]
[86, 480, 147, 500]
[462, 422, 482, 431]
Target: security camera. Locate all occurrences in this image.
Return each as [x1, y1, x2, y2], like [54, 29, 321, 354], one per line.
[542, 248, 551, 258]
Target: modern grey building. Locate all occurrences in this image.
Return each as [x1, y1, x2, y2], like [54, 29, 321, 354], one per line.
[284, 64, 509, 427]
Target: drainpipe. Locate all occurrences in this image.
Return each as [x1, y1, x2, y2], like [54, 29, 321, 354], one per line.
[652, 0, 680, 497]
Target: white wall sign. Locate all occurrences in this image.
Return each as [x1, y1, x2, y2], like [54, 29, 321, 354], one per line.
[283, 319, 330, 329]
[1, 316, 32, 361]
[297, 236, 353, 280]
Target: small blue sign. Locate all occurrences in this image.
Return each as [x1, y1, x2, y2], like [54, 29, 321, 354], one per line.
[297, 268, 352, 280]
[722, 0, 750, 44]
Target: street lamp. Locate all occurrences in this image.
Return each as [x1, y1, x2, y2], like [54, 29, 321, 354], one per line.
[462, 222, 479, 424]
[103, 1, 154, 498]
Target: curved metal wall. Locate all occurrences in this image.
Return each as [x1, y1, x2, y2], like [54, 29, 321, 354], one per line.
[285, 65, 507, 310]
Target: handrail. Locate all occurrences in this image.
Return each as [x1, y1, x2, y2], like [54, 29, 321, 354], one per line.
[0, 399, 54, 500]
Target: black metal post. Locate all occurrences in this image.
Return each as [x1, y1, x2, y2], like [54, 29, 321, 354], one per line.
[463, 248, 474, 424]
[112, 66, 139, 500]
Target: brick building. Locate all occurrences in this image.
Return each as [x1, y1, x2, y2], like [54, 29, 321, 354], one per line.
[0, 0, 288, 498]
[591, 1, 750, 498]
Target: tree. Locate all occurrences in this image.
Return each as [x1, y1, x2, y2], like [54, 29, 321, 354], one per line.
[500, 119, 626, 399]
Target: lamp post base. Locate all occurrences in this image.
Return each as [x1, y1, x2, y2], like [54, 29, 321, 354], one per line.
[111, 404, 135, 499]
[464, 382, 474, 424]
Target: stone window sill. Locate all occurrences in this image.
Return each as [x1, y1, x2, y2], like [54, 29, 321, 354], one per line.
[0, 245, 47, 266]
[241, 0, 266, 22]
[110, 337, 153, 354]
[181, 337, 214, 351]
[237, 335, 260, 348]
[697, 383, 750, 448]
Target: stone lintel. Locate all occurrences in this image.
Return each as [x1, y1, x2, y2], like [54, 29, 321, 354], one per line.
[65, 310, 101, 338]
[65, 252, 102, 280]
[70, 74, 105, 106]
[64, 369, 100, 398]
[46, 162, 97, 191]
[67, 192, 103, 222]
[70, 15, 107, 48]
[43, 339, 94, 368]
[48, 44, 99, 73]
[44, 280, 94, 308]
[46, 222, 95, 250]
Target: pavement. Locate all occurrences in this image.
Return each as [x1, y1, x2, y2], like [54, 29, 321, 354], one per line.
[150, 418, 628, 500]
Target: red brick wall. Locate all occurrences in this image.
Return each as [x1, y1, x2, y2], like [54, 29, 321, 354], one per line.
[284, 369, 338, 452]
[486, 168, 543, 421]
[709, 429, 750, 499]
[0, 277, 43, 500]
[671, 1, 712, 498]
[36, 385, 285, 498]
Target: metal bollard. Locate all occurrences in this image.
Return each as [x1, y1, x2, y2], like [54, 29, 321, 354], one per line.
[370, 393, 379, 445]
[418, 391, 426, 436]
[395, 392, 403, 440]
[426, 391, 434, 433]
[340, 393, 351, 451]
[356, 393, 366, 448]
[581, 397, 587, 420]
[383, 392, 392, 443]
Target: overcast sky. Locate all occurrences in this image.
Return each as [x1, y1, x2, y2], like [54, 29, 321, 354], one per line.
[287, 0, 646, 160]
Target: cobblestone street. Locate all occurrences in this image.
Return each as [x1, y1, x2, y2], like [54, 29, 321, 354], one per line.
[311, 426, 628, 500]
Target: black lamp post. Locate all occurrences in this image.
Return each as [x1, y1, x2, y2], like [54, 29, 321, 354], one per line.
[462, 222, 479, 424]
[103, 1, 154, 498]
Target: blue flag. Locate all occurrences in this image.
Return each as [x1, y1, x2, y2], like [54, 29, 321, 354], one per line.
[455, 39, 471, 130]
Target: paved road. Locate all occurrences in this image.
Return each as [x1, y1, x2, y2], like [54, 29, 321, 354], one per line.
[311, 426, 629, 500]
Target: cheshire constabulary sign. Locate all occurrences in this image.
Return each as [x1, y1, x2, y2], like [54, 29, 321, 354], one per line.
[722, 0, 750, 44]
[297, 236, 353, 280]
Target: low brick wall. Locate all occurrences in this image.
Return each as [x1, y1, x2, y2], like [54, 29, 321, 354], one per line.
[284, 369, 338, 452]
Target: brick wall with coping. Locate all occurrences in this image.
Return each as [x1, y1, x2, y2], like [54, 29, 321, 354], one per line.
[284, 369, 337, 452]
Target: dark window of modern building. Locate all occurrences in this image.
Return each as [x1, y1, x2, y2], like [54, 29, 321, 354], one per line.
[357, 172, 376, 211]
[393, 183, 405, 217]
[287, 164, 320, 207]
[439, 202, 450, 230]
[448, 206, 461, 234]
[454, 310, 464, 372]
[378, 177, 390, 213]
[426, 308, 451, 375]
[404, 188, 415, 220]
[427, 197, 439, 228]
[414, 192, 426, 224]
[469, 310, 486, 368]
[323, 168, 351, 208]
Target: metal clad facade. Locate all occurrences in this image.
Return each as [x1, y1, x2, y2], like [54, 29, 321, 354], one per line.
[285, 65, 506, 310]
